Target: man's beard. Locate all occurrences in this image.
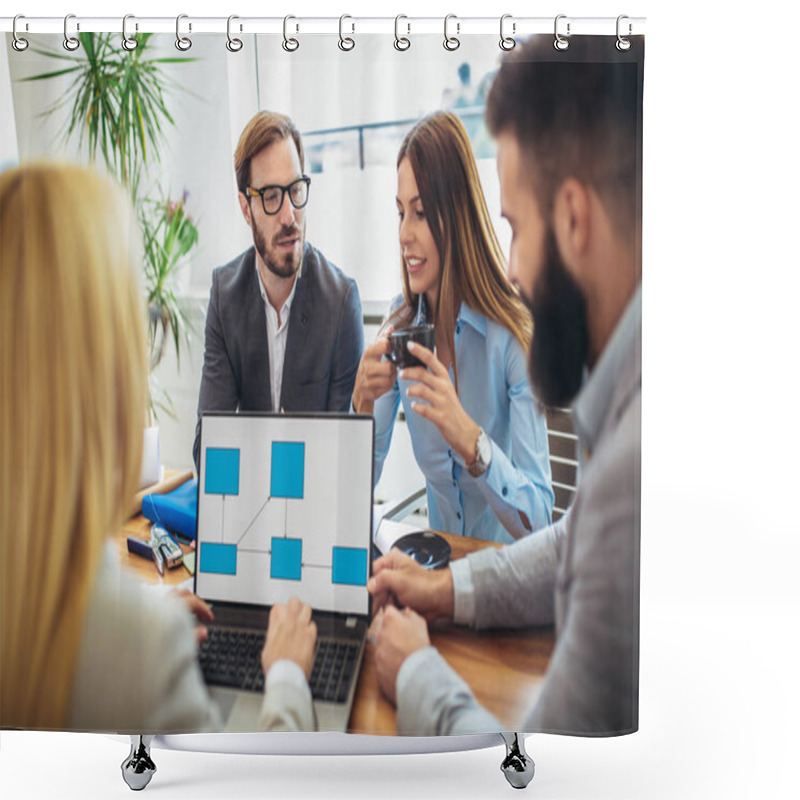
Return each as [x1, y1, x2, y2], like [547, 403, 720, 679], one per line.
[252, 220, 303, 279]
[522, 229, 590, 409]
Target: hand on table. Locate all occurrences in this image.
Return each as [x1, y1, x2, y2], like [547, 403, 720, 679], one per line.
[368, 548, 454, 623]
[373, 605, 431, 706]
[352, 327, 397, 414]
[172, 588, 214, 646]
[401, 342, 481, 464]
[261, 597, 318, 680]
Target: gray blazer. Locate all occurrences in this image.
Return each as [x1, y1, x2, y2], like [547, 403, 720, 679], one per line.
[193, 243, 363, 466]
[68, 545, 316, 733]
[395, 291, 642, 737]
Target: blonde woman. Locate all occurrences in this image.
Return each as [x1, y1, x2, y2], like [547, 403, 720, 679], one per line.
[0, 164, 316, 732]
[353, 112, 554, 544]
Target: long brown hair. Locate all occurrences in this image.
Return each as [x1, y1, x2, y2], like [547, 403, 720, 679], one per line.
[1, 164, 147, 728]
[392, 112, 531, 391]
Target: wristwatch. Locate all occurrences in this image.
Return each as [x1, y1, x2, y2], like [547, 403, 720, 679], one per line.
[467, 428, 492, 477]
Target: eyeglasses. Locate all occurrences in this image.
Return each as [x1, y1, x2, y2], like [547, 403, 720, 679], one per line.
[245, 176, 311, 215]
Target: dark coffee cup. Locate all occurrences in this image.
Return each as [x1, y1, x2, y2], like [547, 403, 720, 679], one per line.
[388, 324, 435, 369]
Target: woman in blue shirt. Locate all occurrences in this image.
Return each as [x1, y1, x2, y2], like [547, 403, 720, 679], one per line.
[352, 112, 553, 544]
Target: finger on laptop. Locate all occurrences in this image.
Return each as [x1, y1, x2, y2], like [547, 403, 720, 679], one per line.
[172, 587, 215, 623]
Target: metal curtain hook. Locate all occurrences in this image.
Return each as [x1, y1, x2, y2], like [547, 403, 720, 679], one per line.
[63, 14, 80, 51]
[283, 15, 299, 52]
[554, 14, 570, 51]
[444, 14, 460, 51]
[176, 14, 192, 51]
[394, 14, 410, 51]
[12, 14, 29, 52]
[499, 14, 515, 51]
[122, 14, 138, 51]
[616, 15, 632, 51]
[339, 14, 355, 51]
[226, 15, 243, 52]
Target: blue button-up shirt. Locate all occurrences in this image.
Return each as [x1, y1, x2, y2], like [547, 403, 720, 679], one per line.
[373, 301, 554, 544]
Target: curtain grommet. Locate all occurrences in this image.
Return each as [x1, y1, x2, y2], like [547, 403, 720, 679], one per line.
[122, 14, 138, 51]
[394, 14, 411, 51]
[283, 15, 300, 52]
[444, 14, 460, 51]
[554, 14, 570, 51]
[499, 14, 516, 51]
[226, 15, 243, 52]
[175, 14, 192, 51]
[12, 14, 29, 51]
[616, 15, 632, 51]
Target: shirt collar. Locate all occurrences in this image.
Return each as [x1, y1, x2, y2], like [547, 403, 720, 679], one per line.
[572, 283, 642, 458]
[457, 302, 488, 337]
[255, 260, 298, 316]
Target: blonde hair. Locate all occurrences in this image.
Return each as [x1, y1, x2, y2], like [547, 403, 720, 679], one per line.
[0, 163, 147, 728]
[393, 112, 532, 392]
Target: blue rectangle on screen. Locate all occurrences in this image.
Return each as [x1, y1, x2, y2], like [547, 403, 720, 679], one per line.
[199, 542, 237, 576]
[270, 441, 305, 499]
[271, 537, 302, 581]
[204, 448, 240, 496]
[332, 547, 368, 586]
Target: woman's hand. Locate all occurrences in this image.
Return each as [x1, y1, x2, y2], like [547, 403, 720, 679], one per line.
[352, 327, 397, 414]
[401, 342, 481, 464]
[172, 588, 214, 646]
[261, 598, 318, 680]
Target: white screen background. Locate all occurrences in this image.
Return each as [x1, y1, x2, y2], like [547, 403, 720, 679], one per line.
[196, 415, 372, 616]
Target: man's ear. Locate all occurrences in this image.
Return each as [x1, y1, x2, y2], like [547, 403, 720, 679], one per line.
[238, 191, 252, 226]
[552, 178, 591, 278]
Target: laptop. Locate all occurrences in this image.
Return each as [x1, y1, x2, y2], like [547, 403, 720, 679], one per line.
[194, 412, 374, 732]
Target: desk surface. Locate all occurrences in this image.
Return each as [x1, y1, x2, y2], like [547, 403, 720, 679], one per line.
[116, 508, 554, 735]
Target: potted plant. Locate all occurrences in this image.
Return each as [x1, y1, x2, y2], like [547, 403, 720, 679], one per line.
[21, 32, 198, 482]
[140, 191, 199, 416]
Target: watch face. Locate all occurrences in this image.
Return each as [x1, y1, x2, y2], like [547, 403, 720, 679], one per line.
[469, 430, 491, 476]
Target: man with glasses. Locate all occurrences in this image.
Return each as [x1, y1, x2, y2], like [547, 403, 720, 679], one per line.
[194, 111, 364, 467]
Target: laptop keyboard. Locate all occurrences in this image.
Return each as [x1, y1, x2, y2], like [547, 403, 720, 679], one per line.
[198, 628, 360, 704]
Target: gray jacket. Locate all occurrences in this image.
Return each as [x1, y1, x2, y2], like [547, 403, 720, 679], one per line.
[396, 287, 641, 737]
[69, 545, 312, 733]
[193, 243, 363, 466]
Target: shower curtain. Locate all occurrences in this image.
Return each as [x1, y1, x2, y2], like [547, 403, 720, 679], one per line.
[1, 20, 644, 742]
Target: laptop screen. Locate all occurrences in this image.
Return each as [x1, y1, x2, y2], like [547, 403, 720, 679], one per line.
[195, 413, 373, 617]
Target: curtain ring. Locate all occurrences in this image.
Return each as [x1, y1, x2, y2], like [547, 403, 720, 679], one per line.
[283, 15, 299, 52]
[226, 16, 243, 52]
[553, 14, 570, 51]
[616, 15, 632, 51]
[394, 15, 410, 51]
[499, 14, 515, 51]
[12, 14, 29, 52]
[122, 14, 138, 51]
[175, 14, 192, 51]
[63, 14, 80, 51]
[338, 14, 355, 51]
[443, 14, 460, 51]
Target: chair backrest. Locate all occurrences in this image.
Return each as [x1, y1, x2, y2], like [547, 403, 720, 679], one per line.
[546, 408, 578, 521]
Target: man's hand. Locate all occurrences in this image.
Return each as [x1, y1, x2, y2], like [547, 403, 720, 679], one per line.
[261, 598, 318, 679]
[172, 588, 214, 646]
[374, 606, 431, 705]
[352, 329, 397, 414]
[368, 549, 454, 623]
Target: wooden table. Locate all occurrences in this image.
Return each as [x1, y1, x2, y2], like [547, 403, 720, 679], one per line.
[349, 531, 555, 734]
[117, 509, 555, 735]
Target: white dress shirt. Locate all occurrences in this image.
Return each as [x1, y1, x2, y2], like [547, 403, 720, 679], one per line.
[256, 265, 298, 412]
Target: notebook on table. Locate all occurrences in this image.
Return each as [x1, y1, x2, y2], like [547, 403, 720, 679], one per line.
[194, 412, 374, 732]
